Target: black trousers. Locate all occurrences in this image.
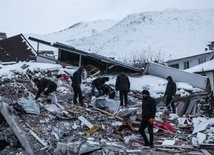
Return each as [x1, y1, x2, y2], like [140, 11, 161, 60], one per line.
[72, 86, 83, 105]
[119, 90, 128, 106]
[166, 96, 176, 113]
[138, 119, 154, 146]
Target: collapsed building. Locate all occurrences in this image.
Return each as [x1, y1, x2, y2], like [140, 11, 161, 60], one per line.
[0, 61, 214, 155]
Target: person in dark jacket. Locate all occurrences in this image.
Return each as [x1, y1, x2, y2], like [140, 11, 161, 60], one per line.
[33, 78, 57, 100]
[115, 73, 130, 106]
[138, 90, 156, 147]
[164, 76, 177, 113]
[99, 84, 115, 99]
[91, 77, 109, 96]
[72, 67, 84, 106]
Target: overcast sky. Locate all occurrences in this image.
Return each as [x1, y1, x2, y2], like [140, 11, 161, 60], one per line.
[1, 0, 213, 37]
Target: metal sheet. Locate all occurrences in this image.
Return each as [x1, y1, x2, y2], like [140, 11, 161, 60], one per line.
[145, 62, 207, 90]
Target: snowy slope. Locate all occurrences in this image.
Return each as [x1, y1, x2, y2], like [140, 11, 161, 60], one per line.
[47, 19, 118, 42]
[25, 9, 214, 64]
[65, 9, 214, 63]
[24, 19, 118, 52]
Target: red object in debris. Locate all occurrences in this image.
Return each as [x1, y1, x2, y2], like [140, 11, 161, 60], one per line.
[62, 74, 69, 83]
[184, 119, 188, 124]
[153, 121, 174, 132]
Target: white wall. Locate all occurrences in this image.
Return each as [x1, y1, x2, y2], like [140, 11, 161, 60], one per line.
[167, 52, 213, 70]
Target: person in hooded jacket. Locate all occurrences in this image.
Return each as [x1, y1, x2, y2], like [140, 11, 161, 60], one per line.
[164, 76, 177, 113]
[91, 77, 109, 96]
[138, 90, 156, 147]
[72, 67, 84, 106]
[33, 78, 57, 100]
[115, 73, 130, 106]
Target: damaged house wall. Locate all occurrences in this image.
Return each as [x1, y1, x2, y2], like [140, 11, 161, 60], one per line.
[144, 62, 208, 90]
[0, 34, 37, 63]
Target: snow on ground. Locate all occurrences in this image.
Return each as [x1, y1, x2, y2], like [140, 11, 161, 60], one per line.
[0, 62, 202, 98]
[0, 62, 203, 99]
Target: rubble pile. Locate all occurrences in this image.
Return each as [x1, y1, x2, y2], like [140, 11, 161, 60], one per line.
[0, 69, 214, 155]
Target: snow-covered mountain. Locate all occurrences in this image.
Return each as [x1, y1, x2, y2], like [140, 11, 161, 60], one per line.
[28, 9, 214, 64]
[47, 19, 118, 42]
[25, 19, 118, 54]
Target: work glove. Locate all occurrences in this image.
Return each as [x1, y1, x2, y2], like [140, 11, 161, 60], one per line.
[149, 118, 154, 124]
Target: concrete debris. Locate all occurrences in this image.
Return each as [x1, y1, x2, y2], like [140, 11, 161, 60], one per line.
[0, 69, 214, 155]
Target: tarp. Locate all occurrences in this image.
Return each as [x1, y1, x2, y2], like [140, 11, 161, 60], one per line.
[17, 93, 40, 115]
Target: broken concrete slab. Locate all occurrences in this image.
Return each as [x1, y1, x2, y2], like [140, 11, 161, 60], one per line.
[0, 102, 35, 155]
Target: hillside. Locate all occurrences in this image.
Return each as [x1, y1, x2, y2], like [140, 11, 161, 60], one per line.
[47, 19, 118, 42]
[27, 9, 214, 64]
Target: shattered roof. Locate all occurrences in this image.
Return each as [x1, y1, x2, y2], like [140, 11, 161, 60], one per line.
[0, 34, 37, 62]
[28, 36, 142, 73]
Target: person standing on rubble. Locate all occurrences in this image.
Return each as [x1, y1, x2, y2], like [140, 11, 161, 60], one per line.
[91, 77, 109, 96]
[164, 76, 177, 113]
[115, 72, 130, 107]
[72, 67, 84, 106]
[33, 78, 57, 100]
[138, 90, 156, 147]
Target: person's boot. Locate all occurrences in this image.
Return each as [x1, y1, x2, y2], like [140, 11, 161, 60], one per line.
[144, 143, 149, 146]
[80, 102, 84, 107]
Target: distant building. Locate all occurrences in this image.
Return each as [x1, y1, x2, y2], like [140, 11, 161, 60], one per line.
[185, 59, 214, 95]
[207, 41, 214, 51]
[166, 42, 214, 70]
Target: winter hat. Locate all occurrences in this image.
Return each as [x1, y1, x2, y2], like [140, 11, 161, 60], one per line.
[142, 90, 150, 95]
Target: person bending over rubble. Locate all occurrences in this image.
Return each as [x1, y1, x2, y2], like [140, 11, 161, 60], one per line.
[91, 77, 109, 96]
[138, 90, 156, 148]
[33, 78, 57, 101]
[99, 84, 115, 99]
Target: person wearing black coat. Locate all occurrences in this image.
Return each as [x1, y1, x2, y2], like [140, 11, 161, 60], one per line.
[138, 90, 156, 147]
[99, 84, 115, 99]
[33, 78, 57, 100]
[164, 76, 177, 113]
[115, 73, 130, 106]
[91, 77, 109, 96]
[72, 67, 84, 106]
